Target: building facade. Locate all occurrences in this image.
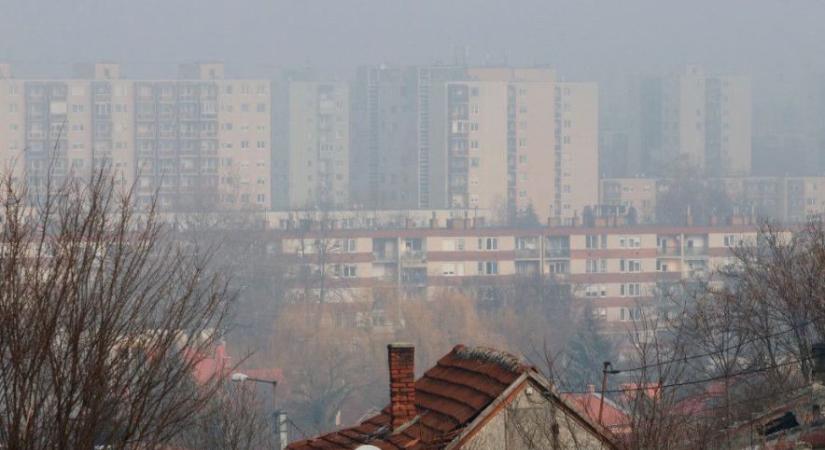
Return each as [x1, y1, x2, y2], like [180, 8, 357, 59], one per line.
[280, 81, 350, 209]
[0, 62, 272, 211]
[269, 218, 758, 333]
[604, 66, 752, 178]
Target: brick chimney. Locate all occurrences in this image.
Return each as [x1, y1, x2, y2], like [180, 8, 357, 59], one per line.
[388, 343, 416, 429]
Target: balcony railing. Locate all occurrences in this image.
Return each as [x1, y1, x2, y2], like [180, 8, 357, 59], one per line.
[515, 248, 541, 259]
[400, 250, 426, 263]
[545, 248, 570, 258]
[373, 250, 398, 262]
[683, 247, 708, 257]
[657, 247, 682, 257]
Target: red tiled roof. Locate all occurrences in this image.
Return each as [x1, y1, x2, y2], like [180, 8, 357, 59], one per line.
[561, 392, 630, 434]
[286, 345, 529, 450]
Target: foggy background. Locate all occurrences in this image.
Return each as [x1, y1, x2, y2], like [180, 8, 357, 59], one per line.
[2, 0, 824, 78]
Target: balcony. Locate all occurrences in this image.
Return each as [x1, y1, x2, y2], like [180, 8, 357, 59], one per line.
[545, 248, 570, 258]
[515, 248, 541, 259]
[683, 247, 708, 258]
[373, 250, 398, 263]
[657, 247, 682, 257]
[401, 268, 427, 286]
[400, 250, 426, 265]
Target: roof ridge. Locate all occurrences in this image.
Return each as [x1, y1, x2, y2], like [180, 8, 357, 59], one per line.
[451, 345, 530, 373]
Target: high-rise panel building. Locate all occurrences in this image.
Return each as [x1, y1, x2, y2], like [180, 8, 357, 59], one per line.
[350, 64, 467, 210]
[0, 62, 272, 211]
[440, 68, 598, 223]
[280, 81, 349, 209]
[0, 63, 25, 181]
[556, 82, 599, 221]
[350, 64, 598, 219]
[607, 66, 752, 178]
[705, 75, 751, 176]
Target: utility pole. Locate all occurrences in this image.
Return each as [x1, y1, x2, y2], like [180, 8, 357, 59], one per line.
[598, 361, 621, 425]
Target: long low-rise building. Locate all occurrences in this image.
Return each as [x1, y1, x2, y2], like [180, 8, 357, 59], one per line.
[254, 216, 760, 333]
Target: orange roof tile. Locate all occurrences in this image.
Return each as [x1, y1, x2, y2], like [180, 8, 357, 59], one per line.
[286, 345, 528, 450]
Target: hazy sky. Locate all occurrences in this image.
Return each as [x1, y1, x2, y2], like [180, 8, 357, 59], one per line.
[2, 0, 824, 78]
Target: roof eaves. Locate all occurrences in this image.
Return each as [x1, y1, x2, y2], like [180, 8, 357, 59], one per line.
[443, 372, 530, 450]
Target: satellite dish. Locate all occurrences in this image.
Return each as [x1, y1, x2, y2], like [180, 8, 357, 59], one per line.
[355, 446, 381, 450]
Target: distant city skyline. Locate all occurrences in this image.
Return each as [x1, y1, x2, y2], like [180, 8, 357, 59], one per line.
[2, 0, 825, 78]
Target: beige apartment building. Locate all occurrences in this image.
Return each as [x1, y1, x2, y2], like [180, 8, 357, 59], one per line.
[627, 66, 752, 177]
[441, 68, 598, 223]
[0, 62, 271, 211]
[273, 81, 350, 210]
[601, 175, 825, 224]
[271, 218, 757, 333]
[0, 63, 26, 182]
[600, 178, 658, 223]
[556, 81, 599, 221]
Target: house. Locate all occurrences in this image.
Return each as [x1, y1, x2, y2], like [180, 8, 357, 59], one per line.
[287, 343, 618, 450]
[562, 385, 631, 437]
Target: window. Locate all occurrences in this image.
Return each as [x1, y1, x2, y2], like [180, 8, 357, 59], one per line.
[341, 265, 357, 278]
[621, 283, 642, 297]
[257, 141, 266, 149]
[478, 237, 498, 250]
[256, 103, 266, 113]
[621, 236, 641, 248]
[585, 285, 607, 298]
[621, 307, 642, 321]
[723, 234, 740, 246]
[442, 263, 463, 276]
[587, 234, 607, 249]
[549, 261, 568, 274]
[477, 261, 498, 275]
[620, 259, 641, 273]
[586, 259, 607, 273]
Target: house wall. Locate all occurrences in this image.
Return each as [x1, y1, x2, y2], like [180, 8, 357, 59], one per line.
[462, 380, 612, 450]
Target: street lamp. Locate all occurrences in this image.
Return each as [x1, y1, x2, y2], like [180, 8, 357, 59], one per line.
[231, 372, 285, 449]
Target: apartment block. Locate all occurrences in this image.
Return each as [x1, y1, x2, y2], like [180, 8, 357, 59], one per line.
[444, 79, 509, 214]
[606, 66, 753, 178]
[439, 68, 599, 223]
[270, 220, 757, 333]
[350, 64, 467, 210]
[349, 66, 599, 220]
[555, 82, 599, 221]
[600, 178, 658, 223]
[216, 79, 272, 209]
[705, 75, 752, 176]
[350, 65, 419, 209]
[280, 81, 349, 209]
[601, 175, 825, 224]
[0, 62, 272, 211]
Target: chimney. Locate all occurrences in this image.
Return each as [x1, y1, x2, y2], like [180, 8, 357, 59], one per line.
[812, 343, 825, 385]
[388, 343, 416, 429]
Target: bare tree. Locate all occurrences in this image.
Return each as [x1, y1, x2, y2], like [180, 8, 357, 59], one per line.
[0, 168, 234, 449]
[177, 381, 276, 450]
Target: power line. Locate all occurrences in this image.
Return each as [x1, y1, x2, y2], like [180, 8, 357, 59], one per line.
[604, 383, 812, 428]
[612, 319, 815, 374]
[560, 357, 810, 395]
